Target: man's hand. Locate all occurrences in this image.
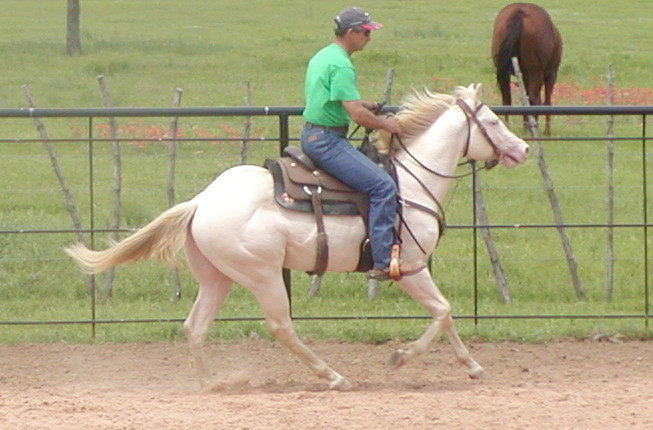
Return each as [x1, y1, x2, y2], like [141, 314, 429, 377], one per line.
[361, 100, 380, 112]
[342, 100, 400, 134]
[383, 114, 401, 134]
[362, 100, 386, 114]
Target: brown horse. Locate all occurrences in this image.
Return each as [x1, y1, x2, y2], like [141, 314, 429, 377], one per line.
[491, 3, 562, 135]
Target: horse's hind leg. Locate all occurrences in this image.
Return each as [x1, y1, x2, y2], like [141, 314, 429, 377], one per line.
[525, 76, 545, 133]
[391, 271, 486, 379]
[183, 236, 233, 388]
[543, 74, 557, 136]
[248, 274, 352, 390]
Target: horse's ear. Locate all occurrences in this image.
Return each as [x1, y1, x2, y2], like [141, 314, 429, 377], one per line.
[474, 83, 483, 99]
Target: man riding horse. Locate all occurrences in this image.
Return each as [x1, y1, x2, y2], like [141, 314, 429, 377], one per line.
[300, 7, 424, 281]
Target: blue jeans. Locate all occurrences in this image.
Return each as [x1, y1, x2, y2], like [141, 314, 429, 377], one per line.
[300, 124, 397, 269]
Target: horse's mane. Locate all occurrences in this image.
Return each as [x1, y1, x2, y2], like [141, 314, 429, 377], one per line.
[378, 86, 475, 149]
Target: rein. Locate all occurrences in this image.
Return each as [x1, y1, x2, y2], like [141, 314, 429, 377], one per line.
[347, 102, 387, 141]
[394, 134, 495, 180]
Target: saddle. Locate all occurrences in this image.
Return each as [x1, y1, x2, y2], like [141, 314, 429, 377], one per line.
[264, 145, 374, 276]
[264, 146, 369, 218]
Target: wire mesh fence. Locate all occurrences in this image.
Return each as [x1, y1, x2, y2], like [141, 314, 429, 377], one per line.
[0, 105, 651, 340]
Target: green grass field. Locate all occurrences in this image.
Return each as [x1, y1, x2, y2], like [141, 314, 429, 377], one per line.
[1, 0, 652, 344]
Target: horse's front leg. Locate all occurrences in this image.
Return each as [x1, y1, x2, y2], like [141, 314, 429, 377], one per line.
[440, 312, 486, 379]
[392, 271, 486, 379]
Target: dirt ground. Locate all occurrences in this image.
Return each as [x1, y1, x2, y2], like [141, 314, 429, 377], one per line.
[0, 338, 651, 430]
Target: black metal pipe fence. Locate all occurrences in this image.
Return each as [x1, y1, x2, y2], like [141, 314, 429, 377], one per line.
[0, 105, 651, 335]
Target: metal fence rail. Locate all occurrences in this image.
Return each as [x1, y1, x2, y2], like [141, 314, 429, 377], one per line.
[0, 105, 651, 334]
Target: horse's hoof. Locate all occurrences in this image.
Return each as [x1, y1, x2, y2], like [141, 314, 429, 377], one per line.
[329, 374, 352, 391]
[224, 370, 253, 392]
[467, 365, 487, 380]
[202, 378, 226, 393]
[388, 349, 408, 369]
[367, 279, 379, 300]
[308, 275, 321, 298]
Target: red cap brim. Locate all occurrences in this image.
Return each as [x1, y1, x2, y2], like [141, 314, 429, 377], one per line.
[360, 22, 383, 31]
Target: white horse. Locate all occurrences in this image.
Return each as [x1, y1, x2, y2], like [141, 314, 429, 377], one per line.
[66, 84, 528, 391]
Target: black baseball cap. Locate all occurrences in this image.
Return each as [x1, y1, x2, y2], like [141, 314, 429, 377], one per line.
[334, 7, 382, 31]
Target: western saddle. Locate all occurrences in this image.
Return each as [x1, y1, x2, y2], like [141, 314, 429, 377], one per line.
[264, 145, 376, 277]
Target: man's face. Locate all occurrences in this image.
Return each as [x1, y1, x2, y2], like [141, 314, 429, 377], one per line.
[350, 28, 371, 51]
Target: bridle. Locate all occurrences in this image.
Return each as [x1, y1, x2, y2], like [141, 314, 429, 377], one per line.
[392, 97, 504, 254]
[393, 97, 502, 181]
[455, 98, 502, 162]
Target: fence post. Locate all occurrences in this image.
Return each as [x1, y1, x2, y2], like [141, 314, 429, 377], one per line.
[604, 65, 615, 301]
[88, 117, 97, 338]
[22, 85, 84, 242]
[96, 75, 121, 298]
[511, 57, 586, 301]
[167, 88, 184, 300]
[241, 82, 251, 164]
[278, 113, 292, 309]
[473, 173, 511, 303]
[642, 115, 650, 328]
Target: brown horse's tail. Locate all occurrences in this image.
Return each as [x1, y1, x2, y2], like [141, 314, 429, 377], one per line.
[64, 200, 198, 274]
[496, 11, 525, 106]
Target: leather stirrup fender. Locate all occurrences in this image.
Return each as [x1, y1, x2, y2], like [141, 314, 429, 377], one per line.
[309, 187, 329, 277]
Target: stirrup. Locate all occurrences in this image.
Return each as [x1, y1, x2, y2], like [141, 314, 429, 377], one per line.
[366, 244, 426, 282]
[389, 244, 402, 281]
[366, 261, 426, 282]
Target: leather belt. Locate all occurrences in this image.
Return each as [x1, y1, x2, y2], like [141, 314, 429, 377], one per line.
[304, 122, 349, 134]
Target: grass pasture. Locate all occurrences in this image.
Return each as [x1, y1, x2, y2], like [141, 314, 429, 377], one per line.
[1, 0, 653, 344]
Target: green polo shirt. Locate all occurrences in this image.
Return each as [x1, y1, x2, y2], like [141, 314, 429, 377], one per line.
[302, 43, 361, 127]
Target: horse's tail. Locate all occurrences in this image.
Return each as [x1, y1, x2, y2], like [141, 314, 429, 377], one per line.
[496, 11, 525, 105]
[65, 200, 198, 274]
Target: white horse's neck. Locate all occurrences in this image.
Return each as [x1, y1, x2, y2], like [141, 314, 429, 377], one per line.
[394, 106, 468, 203]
